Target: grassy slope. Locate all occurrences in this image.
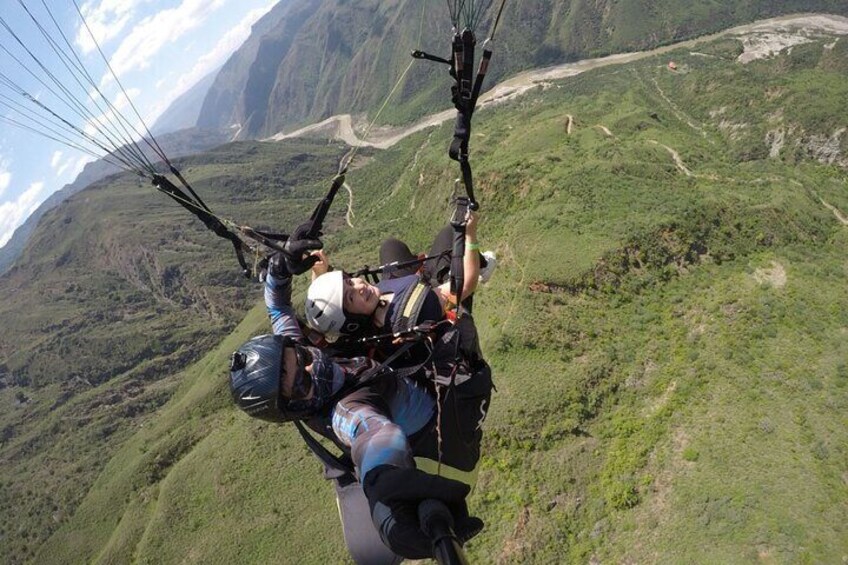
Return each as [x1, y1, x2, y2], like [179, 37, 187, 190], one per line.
[36, 306, 349, 564]
[0, 140, 350, 564]
[13, 35, 848, 563]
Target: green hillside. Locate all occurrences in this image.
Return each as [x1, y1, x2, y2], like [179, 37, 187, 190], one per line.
[2, 26, 847, 565]
[0, 139, 354, 563]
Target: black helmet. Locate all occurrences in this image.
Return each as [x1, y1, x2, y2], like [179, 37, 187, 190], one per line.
[229, 334, 289, 422]
[229, 334, 345, 422]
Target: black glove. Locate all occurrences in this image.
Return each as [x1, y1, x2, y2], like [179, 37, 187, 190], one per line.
[277, 221, 323, 275]
[418, 499, 484, 547]
[362, 465, 483, 559]
[266, 252, 290, 280]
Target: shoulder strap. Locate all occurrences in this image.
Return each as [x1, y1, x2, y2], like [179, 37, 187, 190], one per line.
[353, 340, 420, 385]
[391, 277, 432, 334]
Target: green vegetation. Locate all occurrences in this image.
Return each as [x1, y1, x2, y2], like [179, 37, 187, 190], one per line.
[2, 30, 848, 564]
[0, 139, 351, 563]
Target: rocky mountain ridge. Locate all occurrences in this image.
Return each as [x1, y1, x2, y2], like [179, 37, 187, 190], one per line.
[196, 0, 848, 138]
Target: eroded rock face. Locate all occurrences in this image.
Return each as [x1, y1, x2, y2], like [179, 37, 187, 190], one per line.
[766, 128, 786, 159]
[737, 32, 815, 63]
[735, 15, 848, 64]
[805, 128, 848, 167]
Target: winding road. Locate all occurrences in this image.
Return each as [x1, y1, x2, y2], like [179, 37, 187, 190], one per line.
[267, 14, 848, 149]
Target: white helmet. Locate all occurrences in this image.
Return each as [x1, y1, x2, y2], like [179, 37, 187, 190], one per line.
[305, 271, 346, 342]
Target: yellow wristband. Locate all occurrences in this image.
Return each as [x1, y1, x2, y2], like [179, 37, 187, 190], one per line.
[467, 243, 480, 251]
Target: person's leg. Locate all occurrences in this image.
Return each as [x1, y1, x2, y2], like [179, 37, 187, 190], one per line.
[423, 225, 490, 286]
[379, 238, 419, 280]
[423, 225, 455, 284]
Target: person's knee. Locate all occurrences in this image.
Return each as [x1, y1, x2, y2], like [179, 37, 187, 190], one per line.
[379, 238, 414, 264]
[380, 238, 420, 279]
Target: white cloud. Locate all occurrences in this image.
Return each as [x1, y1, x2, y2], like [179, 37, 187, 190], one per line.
[50, 151, 76, 178]
[84, 111, 111, 137]
[115, 88, 142, 112]
[106, 0, 228, 80]
[44, 151, 91, 184]
[0, 181, 46, 248]
[84, 108, 138, 139]
[147, 1, 276, 123]
[51, 151, 64, 169]
[0, 158, 10, 198]
[80, 85, 147, 142]
[72, 156, 94, 179]
[75, 0, 143, 55]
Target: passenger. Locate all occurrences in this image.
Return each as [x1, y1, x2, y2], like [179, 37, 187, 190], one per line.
[304, 212, 491, 344]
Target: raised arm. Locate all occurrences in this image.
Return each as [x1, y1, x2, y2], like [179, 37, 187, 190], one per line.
[435, 210, 481, 307]
[461, 210, 480, 300]
[264, 271, 303, 339]
[264, 253, 304, 339]
[264, 229, 325, 338]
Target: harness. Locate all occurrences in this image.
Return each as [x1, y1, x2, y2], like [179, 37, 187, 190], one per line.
[294, 338, 427, 476]
[295, 316, 493, 487]
[390, 276, 434, 335]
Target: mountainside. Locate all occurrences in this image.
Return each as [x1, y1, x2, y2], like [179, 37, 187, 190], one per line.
[0, 137, 352, 563]
[195, 0, 848, 138]
[0, 159, 120, 276]
[0, 128, 232, 276]
[2, 15, 848, 565]
[196, 0, 307, 135]
[151, 71, 220, 136]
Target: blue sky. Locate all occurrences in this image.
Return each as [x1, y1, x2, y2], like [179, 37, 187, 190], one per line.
[0, 0, 278, 247]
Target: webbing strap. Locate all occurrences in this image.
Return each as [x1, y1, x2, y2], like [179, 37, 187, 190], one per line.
[414, 456, 478, 487]
[238, 226, 288, 255]
[449, 29, 477, 168]
[169, 165, 211, 213]
[353, 340, 423, 385]
[294, 420, 354, 474]
[411, 50, 451, 65]
[352, 250, 451, 284]
[307, 172, 347, 240]
[449, 198, 469, 311]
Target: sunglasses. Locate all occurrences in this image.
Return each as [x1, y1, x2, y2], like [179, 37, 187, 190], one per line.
[281, 344, 314, 401]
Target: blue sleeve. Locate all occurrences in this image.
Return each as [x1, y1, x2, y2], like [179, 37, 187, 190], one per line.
[264, 273, 303, 340]
[331, 377, 435, 481]
[332, 401, 414, 480]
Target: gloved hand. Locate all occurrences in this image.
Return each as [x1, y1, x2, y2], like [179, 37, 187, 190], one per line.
[278, 221, 323, 275]
[362, 465, 484, 559]
[267, 252, 290, 280]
